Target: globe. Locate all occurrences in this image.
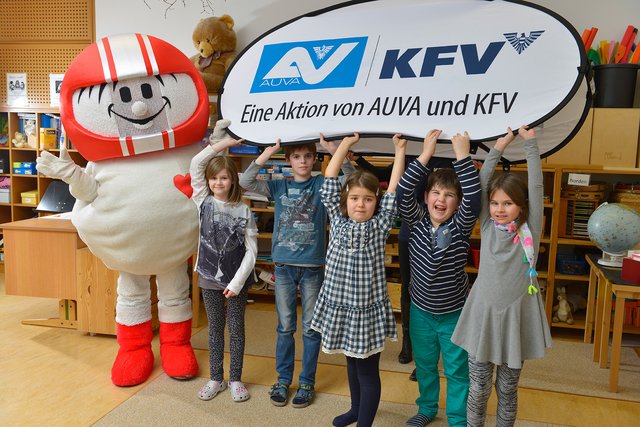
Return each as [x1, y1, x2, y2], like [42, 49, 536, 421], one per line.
[587, 202, 640, 266]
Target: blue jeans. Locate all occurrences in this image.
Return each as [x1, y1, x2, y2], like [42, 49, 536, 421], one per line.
[274, 264, 323, 387]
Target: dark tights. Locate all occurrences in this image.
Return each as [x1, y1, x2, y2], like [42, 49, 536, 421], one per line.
[333, 352, 381, 427]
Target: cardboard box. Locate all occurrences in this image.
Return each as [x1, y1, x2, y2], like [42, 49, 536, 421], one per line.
[20, 189, 39, 205]
[546, 109, 593, 165]
[589, 108, 640, 167]
[0, 188, 9, 203]
[40, 127, 57, 150]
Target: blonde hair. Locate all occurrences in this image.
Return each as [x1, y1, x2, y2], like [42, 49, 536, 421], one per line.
[204, 156, 242, 204]
[339, 170, 380, 218]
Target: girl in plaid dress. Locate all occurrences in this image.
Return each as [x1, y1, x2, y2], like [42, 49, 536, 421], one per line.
[311, 133, 406, 427]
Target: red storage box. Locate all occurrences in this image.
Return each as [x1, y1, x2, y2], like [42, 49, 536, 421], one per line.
[621, 257, 640, 284]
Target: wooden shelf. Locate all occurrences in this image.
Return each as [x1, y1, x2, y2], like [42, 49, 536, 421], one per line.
[554, 273, 589, 282]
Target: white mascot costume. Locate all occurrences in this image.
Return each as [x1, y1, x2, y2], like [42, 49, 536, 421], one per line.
[36, 34, 209, 386]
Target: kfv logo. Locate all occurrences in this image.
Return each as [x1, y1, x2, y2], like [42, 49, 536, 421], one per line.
[504, 30, 544, 54]
[250, 37, 368, 93]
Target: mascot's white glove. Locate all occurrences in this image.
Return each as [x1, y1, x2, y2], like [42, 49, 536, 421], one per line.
[36, 145, 99, 203]
[36, 145, 78, 181]
[209, 119, 232, 146]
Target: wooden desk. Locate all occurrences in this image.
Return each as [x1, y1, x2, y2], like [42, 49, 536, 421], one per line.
[2, 217, 119, 335]
[584, 253, 640, 392]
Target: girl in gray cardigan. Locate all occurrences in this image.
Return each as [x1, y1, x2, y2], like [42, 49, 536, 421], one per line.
[451, 125, 552, 427]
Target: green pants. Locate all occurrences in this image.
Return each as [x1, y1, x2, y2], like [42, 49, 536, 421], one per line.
[410, 303, 469, 427]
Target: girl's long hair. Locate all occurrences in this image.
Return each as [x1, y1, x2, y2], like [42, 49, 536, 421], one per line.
[488, 173, 529, 228]
[339, 170, 380, 218]
[205, 156, 242, 204]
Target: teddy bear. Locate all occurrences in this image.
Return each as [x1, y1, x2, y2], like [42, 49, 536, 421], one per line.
[190, 15, 237, 95]
[11, 132, 28, 148]
[552, 286, 574, 325]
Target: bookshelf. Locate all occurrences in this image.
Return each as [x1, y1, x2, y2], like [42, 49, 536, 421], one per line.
[0, 108, 87, 266]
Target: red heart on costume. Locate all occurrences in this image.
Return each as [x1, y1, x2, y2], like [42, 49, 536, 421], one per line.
[174, 173, 193, 198]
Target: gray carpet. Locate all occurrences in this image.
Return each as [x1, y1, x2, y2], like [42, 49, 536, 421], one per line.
[93, 375, 558, 426]
[192, 308, 640, 402]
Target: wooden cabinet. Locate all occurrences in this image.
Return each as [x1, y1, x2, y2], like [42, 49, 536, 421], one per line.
[0, 108, 87, 267]
[549, 166, 640, 337]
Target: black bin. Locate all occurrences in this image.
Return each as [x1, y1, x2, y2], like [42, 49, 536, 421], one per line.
[593, 64, 639, 108]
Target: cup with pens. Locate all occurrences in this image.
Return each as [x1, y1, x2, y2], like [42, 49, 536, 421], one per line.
[583, 25, 640, 108]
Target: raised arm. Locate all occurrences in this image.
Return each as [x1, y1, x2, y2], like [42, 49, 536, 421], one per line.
[480, 127, 515, 191]
[520, 126, 543, 240]
[36, 145, 98, 203]
[238, 139, 280, 197]
[397, 129, 441, 226]
[322, 133, 360, 178]
[387, 133, 407, 193]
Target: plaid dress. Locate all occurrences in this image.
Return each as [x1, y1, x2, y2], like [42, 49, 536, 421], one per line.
[311, 177, 398, 358]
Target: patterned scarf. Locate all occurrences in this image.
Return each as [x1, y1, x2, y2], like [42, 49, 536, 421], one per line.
[493, 219, 539, 295]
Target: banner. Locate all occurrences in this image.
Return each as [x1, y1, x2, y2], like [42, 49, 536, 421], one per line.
[219, 0, 590, 162]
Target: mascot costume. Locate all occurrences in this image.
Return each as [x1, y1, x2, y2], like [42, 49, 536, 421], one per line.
[36, 34, 209, 386]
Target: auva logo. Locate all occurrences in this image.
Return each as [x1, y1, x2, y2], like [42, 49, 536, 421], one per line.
[250, 37, 368, 93]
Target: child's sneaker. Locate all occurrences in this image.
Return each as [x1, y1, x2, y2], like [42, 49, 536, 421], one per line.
[229, 381, 250, 402]
[197, 380, 226, 401]
[269, 382, 289, 407]
[291, 384, 314, 408]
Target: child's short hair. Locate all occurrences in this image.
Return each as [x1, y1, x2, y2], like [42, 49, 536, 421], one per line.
[204, 156, 242, 204]
[489, 173, 529, 227]
[284, 142, 317, 161]
[426, 168, 462, 202]
[339, 170, 380, 217]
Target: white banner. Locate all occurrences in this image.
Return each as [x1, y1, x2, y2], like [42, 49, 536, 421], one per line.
[219, 0, 589, 162]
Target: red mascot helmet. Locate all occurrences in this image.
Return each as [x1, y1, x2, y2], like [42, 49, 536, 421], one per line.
[60, 34, 209, 162]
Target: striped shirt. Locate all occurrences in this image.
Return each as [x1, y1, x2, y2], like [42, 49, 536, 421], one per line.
[397, 157, 481, 314]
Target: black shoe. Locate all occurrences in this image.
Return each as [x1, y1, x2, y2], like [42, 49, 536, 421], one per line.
[398, 335, 413, 364]
[409, 369, 417, 382]
[398, 349, 413, 364]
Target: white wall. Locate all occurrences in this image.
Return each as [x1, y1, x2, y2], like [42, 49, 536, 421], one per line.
[96, 0, 640, 56]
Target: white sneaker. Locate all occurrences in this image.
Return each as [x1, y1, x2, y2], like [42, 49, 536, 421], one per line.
[198, 380, 227, 401]
[229, 381, 250, 402]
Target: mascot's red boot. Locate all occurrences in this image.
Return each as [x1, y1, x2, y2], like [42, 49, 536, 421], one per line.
[160, 319, 198, 379]
[111, 321, 154, 387]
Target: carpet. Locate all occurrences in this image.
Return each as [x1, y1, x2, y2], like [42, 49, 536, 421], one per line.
[93, 374, 556, 427]
[192, 307, 640, 402]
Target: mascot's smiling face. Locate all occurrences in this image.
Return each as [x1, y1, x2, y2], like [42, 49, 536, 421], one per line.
[60, 34, 209, 162]
[73, 73, 198, 139]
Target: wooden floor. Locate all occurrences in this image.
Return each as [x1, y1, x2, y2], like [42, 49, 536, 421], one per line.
[1, 277, 639, 426]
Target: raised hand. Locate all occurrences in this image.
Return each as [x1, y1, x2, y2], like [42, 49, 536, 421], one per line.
[418, 129, 441, 165]
[209, 119, 231, 143]
[495, 127, 516, 152]
[392, 133, 407, 151]
[35, 144, 78, 182]
[451, 131, 471, 160]
[518, 125, 536, 140]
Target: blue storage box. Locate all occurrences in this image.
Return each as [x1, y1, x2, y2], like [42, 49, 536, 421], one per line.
[229, 145, 260, 154]
[556, 253, 589, 275]
[13, 161, 37, 175]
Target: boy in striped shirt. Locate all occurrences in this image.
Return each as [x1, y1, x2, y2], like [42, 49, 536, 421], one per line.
[397, 129, 481, 427]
